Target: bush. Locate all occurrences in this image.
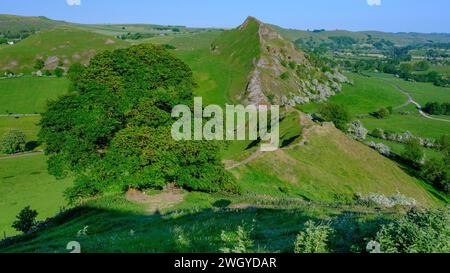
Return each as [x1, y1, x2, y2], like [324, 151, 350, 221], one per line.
[374, 208, 450, 253]
[0, 129, 26, 154]
[401, 139, 424, 166]
[294, 221, 334, 253]
[54, 67, 64, 78]
[34, 59, 45, 70]
[375, 107, 390, 119]
[421, 158, 449, 192]
[12, 206, 38, 234]
[318, 102, 351, 130]
[347, 120, 368, 141]
[280, 72, 289, 80]
[220, 225, 254, 253]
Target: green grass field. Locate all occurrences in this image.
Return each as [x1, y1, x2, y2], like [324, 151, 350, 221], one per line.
[0, 116, 40, 145]
[0, 77, 69, 114]
[0, 191, 401, 253]
[368, 73, 450, 106]
[299, 73, 407, 116]
[0, 155, 72, 237]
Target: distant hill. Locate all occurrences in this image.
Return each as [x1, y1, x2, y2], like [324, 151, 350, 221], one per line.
[272, 25, 450, 47]
[0, 14, 68, 34]
[0, 27, 127, 73]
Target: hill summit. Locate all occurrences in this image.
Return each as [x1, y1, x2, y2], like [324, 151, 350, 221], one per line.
[212, 16, 350, 106]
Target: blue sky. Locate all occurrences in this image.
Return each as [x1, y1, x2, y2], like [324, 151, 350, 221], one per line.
[1, 0, 449, 33]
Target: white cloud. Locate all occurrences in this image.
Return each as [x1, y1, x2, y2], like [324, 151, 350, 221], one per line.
[66, 0, 81, 6]
[367, 0, 381, 6]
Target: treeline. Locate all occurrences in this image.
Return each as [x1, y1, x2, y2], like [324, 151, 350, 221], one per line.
[423, 102, 450, 116]
[116, 32, 157, 40]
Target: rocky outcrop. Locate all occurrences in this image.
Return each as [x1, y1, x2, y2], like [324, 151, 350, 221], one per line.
[236, 17, 349, 106]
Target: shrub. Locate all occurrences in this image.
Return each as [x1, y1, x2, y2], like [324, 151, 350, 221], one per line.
[370, 128, 385, 138]
[34, 59, 45, 70]
[421, 158, 449, 191]
[401, 139, 424, 166]
[54, 67, 64, 78]
[294, 221, 334, 253]
[280, 72, 289, 80]
[347, 120, 368, 141]
[375, 107, 390, 119]
[0, 129, 26, 154]
[374, 208, 450, 253]
[318, 102, 351, 130]
[12, 206, 38, 234]
[220, 225, 254, 253]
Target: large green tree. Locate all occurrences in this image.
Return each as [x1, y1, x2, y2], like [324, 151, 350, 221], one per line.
[39, 44, 237, 203]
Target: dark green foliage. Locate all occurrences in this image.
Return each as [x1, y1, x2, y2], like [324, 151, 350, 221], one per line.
[424, 102, 450, 116]
[414, 60, 430, 71]
[375, 107, 390, 119]
[54, 67, 64, 78]
[0, 38, 7, 44]
[401, 139, 424, 166]
[280, 72, 289, 80]
[39, 44, 237, 203]
[421, 158, 449, 192]
[318, 102, 351, 130]
[12, 206, 38, 234]
[0, 129, 26, 154]
[375, 208, 450, 253]
[34, 59, 45, 70]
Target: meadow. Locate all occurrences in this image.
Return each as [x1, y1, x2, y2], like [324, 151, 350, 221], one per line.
[0, 77, 69, 114]
[298, 73, 407, 116]
[0, 155, 72, 237]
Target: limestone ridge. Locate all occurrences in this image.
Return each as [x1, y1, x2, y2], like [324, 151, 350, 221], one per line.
[228, 16, 350, 106]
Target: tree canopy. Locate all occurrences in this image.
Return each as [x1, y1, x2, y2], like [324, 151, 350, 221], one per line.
[39, 44, 238, 203]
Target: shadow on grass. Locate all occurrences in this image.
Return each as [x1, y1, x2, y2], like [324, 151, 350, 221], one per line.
[0, 197, 390, 253]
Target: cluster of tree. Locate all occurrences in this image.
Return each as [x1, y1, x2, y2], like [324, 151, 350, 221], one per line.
[0, 30, 33, 40]
[0, 38, 8, 44]
[318, 102, 351, 130]
[117, 32, 157, 40]
[401, 135, 450, 193]
[328, 36, 358, 48]
[423, 102, 450, 116]
[39, 44, 239, 203]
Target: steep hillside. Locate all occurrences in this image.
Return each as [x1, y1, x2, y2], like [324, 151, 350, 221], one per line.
[228, 114, 439, 207]
[212, 17, 349, 106]
[0, 27, 127, 73]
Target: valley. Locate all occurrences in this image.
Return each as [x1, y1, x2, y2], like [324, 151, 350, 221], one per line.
[0, 12, 449, 254]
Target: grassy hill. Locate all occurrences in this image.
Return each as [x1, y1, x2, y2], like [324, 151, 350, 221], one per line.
[230, 121, 438, 206]
[0, 27, 127, 73]
[0, 14, 67, 34]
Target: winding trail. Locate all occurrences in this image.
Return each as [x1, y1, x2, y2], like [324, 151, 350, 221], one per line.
[378, 78, 450, 123]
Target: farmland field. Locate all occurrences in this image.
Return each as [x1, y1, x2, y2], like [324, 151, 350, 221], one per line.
[0, 77, 69, 114]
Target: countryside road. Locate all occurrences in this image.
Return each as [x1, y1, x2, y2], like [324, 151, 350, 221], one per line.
[378, 78, 450, 123]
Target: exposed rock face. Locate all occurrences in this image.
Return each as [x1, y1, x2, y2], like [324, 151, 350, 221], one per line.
[237, 17, 349, 106]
